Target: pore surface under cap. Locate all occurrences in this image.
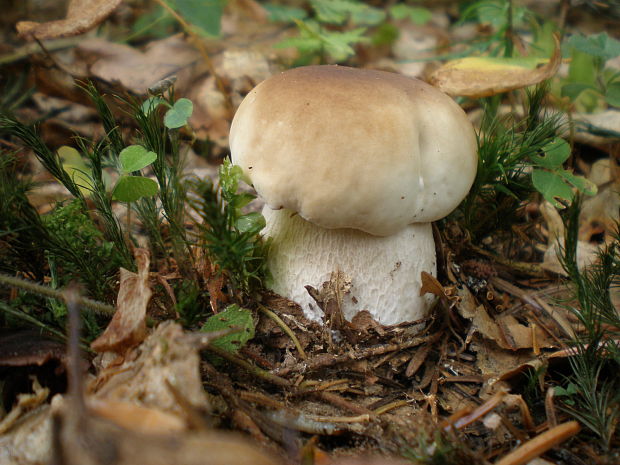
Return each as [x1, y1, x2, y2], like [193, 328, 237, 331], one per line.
[230, 65, 477, 236]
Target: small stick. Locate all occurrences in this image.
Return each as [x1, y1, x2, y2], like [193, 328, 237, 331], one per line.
[545, 387, 558, 428]
[317, 392, 371, 415]
[373, 399, 409, 415]
[239, 390, 287, 410]
[472, 245, 545, 276]
[447, 390, 507, 431]
[0, 273, 115, 316]
[495, 421, 580, 465]
[63, 287, 86, 414]
[296, 378, 349, 394]
[309, 413, 370, 424]
[273, 332, 440, 376]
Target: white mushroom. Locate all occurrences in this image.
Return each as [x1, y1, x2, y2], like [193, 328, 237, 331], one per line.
[229, 65, 477, 326]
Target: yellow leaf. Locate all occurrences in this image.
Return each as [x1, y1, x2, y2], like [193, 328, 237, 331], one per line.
[430, 35, 561, 98]
[58, 146, 94, 195]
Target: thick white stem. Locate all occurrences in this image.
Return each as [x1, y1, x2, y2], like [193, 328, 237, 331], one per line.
[262, 207, 437, 326]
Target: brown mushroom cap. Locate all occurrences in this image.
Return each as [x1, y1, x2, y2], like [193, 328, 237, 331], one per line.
[230, 65, 477, 236]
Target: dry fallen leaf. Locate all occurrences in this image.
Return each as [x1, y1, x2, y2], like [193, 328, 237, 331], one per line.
[539, 201, 600, 275]
[189, 49, 274, 146]
[0, 320, 279, 465]
[77, 35, 202, 94]
[306, 270, 352, 332]
[87, 398, 187, 434]
[419, 271, 448, 299]
[51, 394, 281, 465]
[579, 158, 620, 243]
[91, 248, 151, 354]
[573, 109, 620, 145]
[456, 286, 553, 350]
[17, 0, 122, 40]
[429, 36, 561, 97]
[471, 339, 544, 384]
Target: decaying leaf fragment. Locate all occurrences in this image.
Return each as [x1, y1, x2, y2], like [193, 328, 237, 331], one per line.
[52, 394, 281, 465]
[92, 321, 211, 418]
[306, 270, 352, 331]
[17, 0, 122, 40]
[429, 36, 561, 97]
[456, 286, 554, 350]
[0, 404, 53, 465]
[579, 158, 620, 243]
[0, 378, 49, 435]
[91, 248, 151, 354]
[539, 201, 600, 275]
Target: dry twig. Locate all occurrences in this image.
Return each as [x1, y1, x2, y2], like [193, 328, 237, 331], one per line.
[495, 421, 580, 465]
[272, 332, 440, 376]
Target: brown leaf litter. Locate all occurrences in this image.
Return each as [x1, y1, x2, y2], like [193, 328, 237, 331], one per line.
[1, 314, 280, 465]
[17, 0, 122, 40]
[91, 248, 151, 354]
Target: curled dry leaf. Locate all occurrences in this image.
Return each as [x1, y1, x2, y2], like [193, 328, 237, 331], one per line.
[306, 270, 353, 333]
[419, 271, 448, 299]
[429, 36, 561, 97]
[17, 0, 122, 40]
[91, 248, 151, 354]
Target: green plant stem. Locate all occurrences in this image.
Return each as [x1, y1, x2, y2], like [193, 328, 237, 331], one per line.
[0, 301, 67, 341]
[0, 37, 80, 65]
[203, 344, 291, 387]
[0, 301, 92, 351]
[0, 273, 115, 316]
[258, 304, 307, 360]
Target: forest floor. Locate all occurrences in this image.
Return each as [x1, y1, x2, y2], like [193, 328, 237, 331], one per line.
[0, 1, 619, 465]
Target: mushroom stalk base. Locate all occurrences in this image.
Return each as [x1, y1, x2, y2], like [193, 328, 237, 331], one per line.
[262, 208, 437, 326]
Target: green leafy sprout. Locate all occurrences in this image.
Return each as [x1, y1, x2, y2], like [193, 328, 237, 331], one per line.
[560, 32, 620, 112]
[459, 85, 596, 239]
[556, 200, 620, 449]
[188, 159, 268, 299]
[268, 0, 432, 63]
[112, 145, 159, 203]
[0, 81, 267, 340]
[201, 303, 255, 354]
